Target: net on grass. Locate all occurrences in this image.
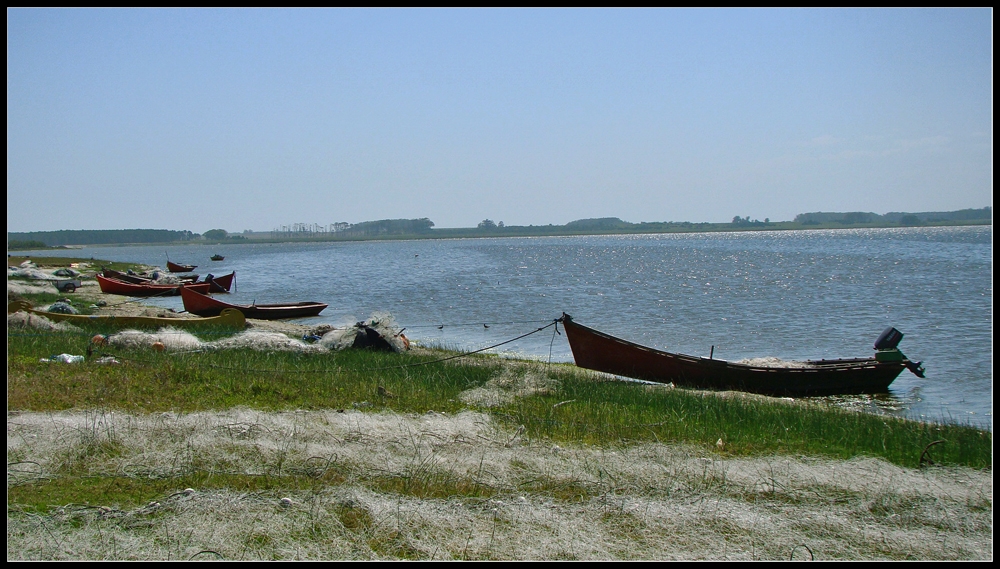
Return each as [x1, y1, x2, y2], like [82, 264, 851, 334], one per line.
[7, 310, 80, 332]
[9, 308, 410, 355]
[7, 280, 60, 295]
[7, 407, 993, 560]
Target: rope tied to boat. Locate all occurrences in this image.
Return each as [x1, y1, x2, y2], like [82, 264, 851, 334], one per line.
[372, 318, 563, 370]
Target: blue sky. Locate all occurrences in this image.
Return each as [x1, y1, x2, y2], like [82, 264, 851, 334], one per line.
[7, 8, 993, 233]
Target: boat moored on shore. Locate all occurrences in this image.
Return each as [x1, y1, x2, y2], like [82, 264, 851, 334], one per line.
[559, 313, 925, 396]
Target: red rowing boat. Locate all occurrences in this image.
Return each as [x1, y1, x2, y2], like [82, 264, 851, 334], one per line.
[102, 269, 233, 292]
[166, 260, 198, 273]
[102, 268, 199, 284]
[96, 274, 212, 297]
[180, 286, 327, 320]
[559, 313, 925, 396]
[203, 271, 235, 293]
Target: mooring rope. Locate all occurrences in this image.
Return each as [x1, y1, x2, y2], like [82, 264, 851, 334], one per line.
[371, 318, 561, 370]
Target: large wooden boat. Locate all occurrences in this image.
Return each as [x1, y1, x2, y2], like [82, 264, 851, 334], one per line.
[180, 286, 327, 320]
[558, 313, 925, 396]
[8, 299, 246, 329]
[102, 269, 233, 292]
[166, 260, 198, 273]
[96, 274, 212, 297]
[102, 268, 199, 284]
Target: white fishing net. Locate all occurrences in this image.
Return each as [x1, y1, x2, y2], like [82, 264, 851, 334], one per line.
[7, 407, 992, 560]
[7, 280, 60, 295]
[6, 310, 80, 332]
[736, 357, 814, 368]
[8, 310, 410, 354]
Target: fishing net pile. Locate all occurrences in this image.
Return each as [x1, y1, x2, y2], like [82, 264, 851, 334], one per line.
[7, 260, 93, 295]
[314, 311, 410, 353]
[735, 357, 814, 368]
[9, 309, 410, 355]
[119, 268, 190, 285]
[7, 260, 83, 280]
[6, 310, 80, 332]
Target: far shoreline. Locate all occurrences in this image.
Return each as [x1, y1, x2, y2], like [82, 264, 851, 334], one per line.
[7, 218, 991, 251]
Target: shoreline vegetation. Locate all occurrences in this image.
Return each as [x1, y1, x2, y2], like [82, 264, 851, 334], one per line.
[6, 256, 993, 560]
[6, 207, 992, 249]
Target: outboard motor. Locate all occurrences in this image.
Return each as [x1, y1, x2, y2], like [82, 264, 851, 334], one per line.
[875, 327, 905, 362]
[873, 327, 926, 377]
[874, 327, 904, 350]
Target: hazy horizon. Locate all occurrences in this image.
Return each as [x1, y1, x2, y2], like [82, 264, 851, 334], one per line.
[7, 8, 993, 234]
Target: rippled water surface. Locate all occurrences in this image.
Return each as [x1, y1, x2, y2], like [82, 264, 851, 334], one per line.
[18, 226, 992, 429]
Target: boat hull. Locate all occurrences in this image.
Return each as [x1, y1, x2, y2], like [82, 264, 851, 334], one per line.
[97, 275, 211, 297]
[180, 286, 327, 320]
[203, 271, 235, 293]
[166, 261, 197, 273]
[102, 268, 199, 284]
[101, 269, 230, 292]
[559, 313, 911, 396]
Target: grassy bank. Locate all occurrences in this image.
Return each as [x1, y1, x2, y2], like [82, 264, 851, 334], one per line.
[7, 260, 993, 560]
[8, 324, 991, 471]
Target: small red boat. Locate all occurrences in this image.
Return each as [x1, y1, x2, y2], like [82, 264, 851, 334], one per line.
[202, 271, 235, 293]
[97, 274, 212, 297]
[180, 286, 327, 320]
[166, 260, 198, 273]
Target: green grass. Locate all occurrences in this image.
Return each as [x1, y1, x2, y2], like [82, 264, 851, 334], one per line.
[7, 325, 991, 470]
[7, 255, 142, 272]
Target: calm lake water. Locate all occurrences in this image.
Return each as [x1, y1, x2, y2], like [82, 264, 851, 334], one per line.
[14, 226, 993, 430]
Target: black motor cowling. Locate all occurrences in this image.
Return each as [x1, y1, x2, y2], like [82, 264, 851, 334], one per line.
[874, 327, 904, 350]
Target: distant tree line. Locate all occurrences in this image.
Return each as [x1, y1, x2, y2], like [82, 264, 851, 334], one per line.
[7, 208, 990, 247]
[338, 218, 435, 237]
[730, 216, 771, 226]
[7, 240, 49, 250]
[202, 229, 247, 241]
[794, 207, 991, 226]
[6, 229, 197, 247]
